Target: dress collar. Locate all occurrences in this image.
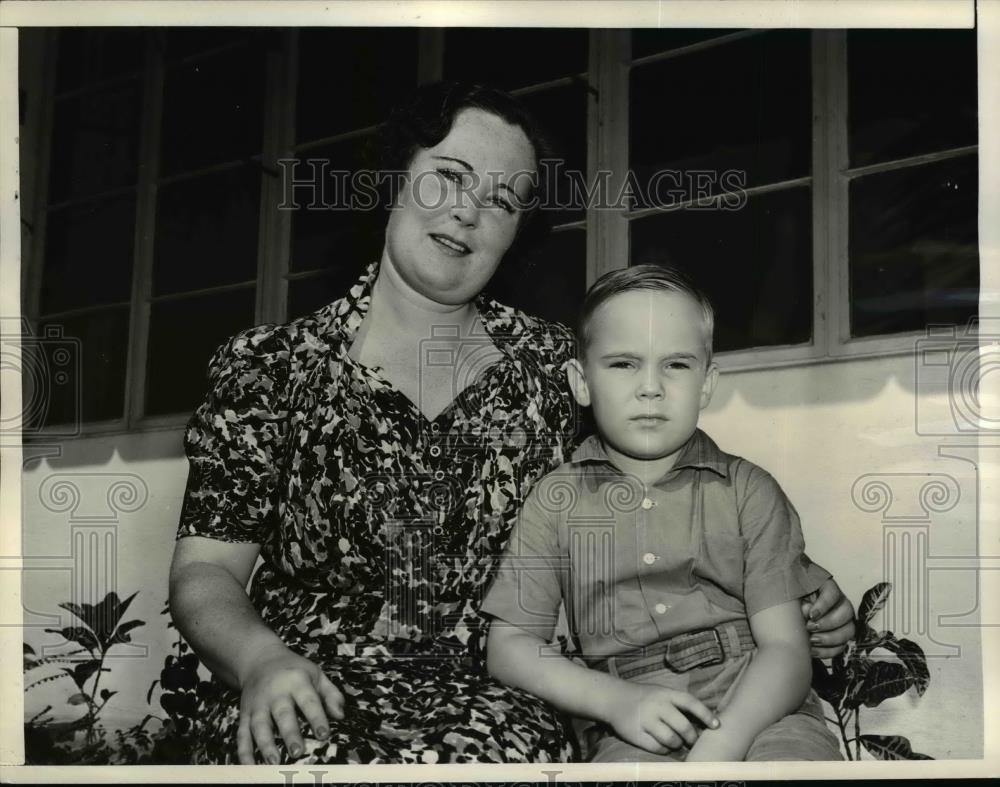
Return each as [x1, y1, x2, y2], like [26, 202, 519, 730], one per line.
[321, 259, 540, 361]
[568, 429, 730, 480]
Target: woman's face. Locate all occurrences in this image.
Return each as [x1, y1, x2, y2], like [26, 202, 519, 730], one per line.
[382, 107, 536, 306]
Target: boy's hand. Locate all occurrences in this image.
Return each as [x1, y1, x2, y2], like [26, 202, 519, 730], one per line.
[606, 681, 719, 754]
[801, 578, 857, 658]
[236, 643, 344, 764]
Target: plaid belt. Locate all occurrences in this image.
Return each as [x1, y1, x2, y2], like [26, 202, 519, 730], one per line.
[592, 620, 755, 681]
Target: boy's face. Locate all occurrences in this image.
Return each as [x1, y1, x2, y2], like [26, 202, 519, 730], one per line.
[568, 289, 719, 465]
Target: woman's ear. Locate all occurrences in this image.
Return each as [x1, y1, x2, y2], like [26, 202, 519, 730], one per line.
[566, 358, 591, 407]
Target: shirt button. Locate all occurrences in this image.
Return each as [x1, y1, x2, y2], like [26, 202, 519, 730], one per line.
[429, 445, 441, 457]
[641, 497, 656, 510]
[642, 552, 657, 565]
[655, 603, 669, 614]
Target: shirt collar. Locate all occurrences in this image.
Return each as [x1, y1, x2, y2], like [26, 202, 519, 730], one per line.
[569, 429, 730, 480]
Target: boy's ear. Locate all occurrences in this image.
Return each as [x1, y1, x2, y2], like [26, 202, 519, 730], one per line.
[565, 358, 591, 407]
[700, 361, 720, 410]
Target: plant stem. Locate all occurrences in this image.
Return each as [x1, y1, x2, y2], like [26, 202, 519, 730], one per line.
[855, 709, 862, 760]
[834, 707, 853, 761]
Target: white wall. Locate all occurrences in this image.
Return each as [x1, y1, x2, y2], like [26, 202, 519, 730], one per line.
[21, 352, 984, 758]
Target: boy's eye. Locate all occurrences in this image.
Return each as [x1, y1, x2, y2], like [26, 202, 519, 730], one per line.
[666, 361, 691, 370]
[610, 360, 636, 369]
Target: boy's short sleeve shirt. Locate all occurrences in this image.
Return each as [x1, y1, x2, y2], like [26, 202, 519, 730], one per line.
[481, 429, 831, 657]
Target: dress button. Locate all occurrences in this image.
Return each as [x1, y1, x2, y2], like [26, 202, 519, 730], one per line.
[641, 497, 656, 510]
[642, 552, 657, 565]
[654, 603, 668, 614]
[429, 445, 441, 457]
[431, 422, 441, 433]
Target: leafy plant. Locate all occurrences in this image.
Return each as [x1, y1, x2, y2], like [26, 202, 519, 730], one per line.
[811, 581, 933, 760]
[23, 590, 147, 763]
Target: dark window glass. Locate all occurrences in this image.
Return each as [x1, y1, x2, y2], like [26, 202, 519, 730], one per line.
[631, 29, 743, 60]
[55, 28, 146, 93]
[630, 187, 812, 353]
[37, 307, 129, 425]
[287, 268, 373, 320]
[160, 40, 266, 175]
[296, 28, 419, 143]
[630, 31, 810, 199]
[42, 197, 136, 313]
[288, 135, 384, 275]
[164, 28, 252, 61]
[145, 288, 256, 416]
[443, 28, 588, 90]
[48, 82, 142, 203]
[153, 166, 261, 296]
[848, 30, 977, 168]
[487, 227, 586, 329]
[849, 155, 978, 338]
[519, 85, 589, 223]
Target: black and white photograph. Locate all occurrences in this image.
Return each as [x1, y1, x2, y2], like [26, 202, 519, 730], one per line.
[1, 0, 997, 779]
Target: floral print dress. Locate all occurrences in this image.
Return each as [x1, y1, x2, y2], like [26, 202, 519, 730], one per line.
[177, 261, 579, 764]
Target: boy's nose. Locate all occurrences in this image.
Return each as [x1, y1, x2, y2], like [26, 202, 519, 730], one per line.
[636, 375, 665, 399]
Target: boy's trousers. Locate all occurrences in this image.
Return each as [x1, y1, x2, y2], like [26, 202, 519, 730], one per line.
[580, 643, 843, 762]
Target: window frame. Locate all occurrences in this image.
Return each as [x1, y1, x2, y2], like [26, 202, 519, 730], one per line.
[24, 27, 979, 436]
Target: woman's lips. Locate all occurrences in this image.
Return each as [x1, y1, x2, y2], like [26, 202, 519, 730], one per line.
[430, 233, 471, 255]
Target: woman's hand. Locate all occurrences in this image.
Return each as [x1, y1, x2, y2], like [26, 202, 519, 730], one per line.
[236, 643, 345, 765]
[605, 681, 719, 755]
[801, 577, 857, 659]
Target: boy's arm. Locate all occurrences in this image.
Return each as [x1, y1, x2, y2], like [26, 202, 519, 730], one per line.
[487, 621, 719, 753]
[685, 600, 811, 761]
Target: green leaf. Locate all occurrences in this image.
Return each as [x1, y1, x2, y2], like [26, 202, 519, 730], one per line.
[858, 582, 892, 624]
[859, 661, 914, 708]
[62, 659, 102, 689]
[811, 658, 845, 705]
[109, 618, 146, 646]
[93, 591, 140, 648]
[842, 658, 872, 710]
[860, 734, 933, 760]
[45, 626, 100, 653]
[66, 693, 89, 706]
[878, 636, 930, 696]
[99, 688, 117, 702]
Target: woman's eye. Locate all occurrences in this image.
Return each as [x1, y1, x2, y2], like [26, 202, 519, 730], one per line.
[437, 168, 464, 184]
[490, 195, 515, 214]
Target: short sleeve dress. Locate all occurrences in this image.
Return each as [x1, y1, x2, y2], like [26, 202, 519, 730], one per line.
[177, 261, 579, 764]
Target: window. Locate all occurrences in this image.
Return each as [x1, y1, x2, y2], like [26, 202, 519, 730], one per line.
[23, 27, 979, 433]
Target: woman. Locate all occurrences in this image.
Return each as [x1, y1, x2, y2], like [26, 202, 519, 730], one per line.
[169, 82, 854, 765]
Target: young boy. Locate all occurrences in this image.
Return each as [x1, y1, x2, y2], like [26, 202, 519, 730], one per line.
[482, 266, 842, 762]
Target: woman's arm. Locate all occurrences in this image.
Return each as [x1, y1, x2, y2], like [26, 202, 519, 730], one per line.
[487, 621, 719, 754]
[803, 575, 857, 658]
[686, 601, 812, 762]
[169, 537, 343, 764]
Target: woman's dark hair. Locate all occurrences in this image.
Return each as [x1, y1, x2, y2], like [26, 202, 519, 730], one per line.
[374, 82, 557, 262]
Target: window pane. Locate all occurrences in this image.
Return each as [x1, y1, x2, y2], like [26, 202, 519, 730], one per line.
[55, 28, 146, 93]
[630, 31, 810, 198]
[164, 28, 252, 61]
[443, 28, 588, 90]
[145, 289, 256, 416]
[519, 85, 589, 224]
[848, 30, 977, 168]
[37, 308, 129, 426]
[849, 155, 978, 338]
[153, 166, 261, 296]
[629, 186, 812, 353]
[42, 197, 135, 313]
[286, 135, 380, 274]
[296, 28, 419, 143]
[287, 268, 372, 320]
[160, 40, 266, 175]
[48, 81, 142, 203]
[631, 29, 743, 60]
[485, 227, 586, 329]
